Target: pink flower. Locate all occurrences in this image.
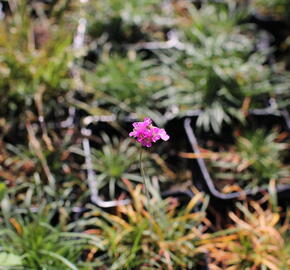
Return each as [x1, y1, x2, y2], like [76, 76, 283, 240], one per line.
[129, 117, 170, 147]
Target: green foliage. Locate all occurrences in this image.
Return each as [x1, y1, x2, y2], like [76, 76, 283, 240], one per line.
[89, 134, 168, 199]
[161, 33, 273, 133]
[0, 214, 101, 270]
[0, 183, 6, 202]
[0, 252, 22, 267]
[237, 129, 289, 182]
[0, 1, 74, 120]
[0, 127, 88, 212]
[90, 0, 161, 24]
[83, 54, 169, 124]
[81, 0, 286, 131]
[0, 1, 289, 269]
[272, 73, 290, 110]
[210, 129, 290, 190]
[85, 0, 170, 41]
[251, 0, 290, 21]
[81, 183, 209, 270]
[175, 1, 249, 42]
[151, 1, 277, 133]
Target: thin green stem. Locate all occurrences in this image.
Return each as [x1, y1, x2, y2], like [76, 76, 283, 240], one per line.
[139, 149, 151, 206]
[139, 148, 153, 231]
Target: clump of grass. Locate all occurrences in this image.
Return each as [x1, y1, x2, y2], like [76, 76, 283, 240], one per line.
[82, 53, 170, 124]
[88, 134, 170, 199]
[0, 213, 102, 270]
[203, 201, 290, 269]
[80, 180, 210, 269]
[0, 126, 88, 210]
[157, 1, 279, 133]
[208, 129, 290, 191]
[161, 32, 274, 133]
[0, 1, 74, 123]
[174, 1, 249, 42]
[85, 0, 171, 42]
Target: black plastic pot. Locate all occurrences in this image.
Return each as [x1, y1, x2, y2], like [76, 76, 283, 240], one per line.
[184, 112, 290, 204]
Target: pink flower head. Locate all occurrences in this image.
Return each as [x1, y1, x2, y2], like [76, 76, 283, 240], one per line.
[129, 117, 170, 147]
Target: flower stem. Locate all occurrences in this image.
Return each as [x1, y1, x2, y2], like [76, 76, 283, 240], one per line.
[139, 149, 151, 207]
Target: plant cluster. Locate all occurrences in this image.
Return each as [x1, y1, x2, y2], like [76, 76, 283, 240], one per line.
[82, 54, 171, 124]
[207, 128, 290, 191]
[0, 213, 102, 269]
[0, 0, 289, 269]
[76, 180, 210, 270]
[204, 201, 290, 270]
[0, 1, 74, 125]
[79, 0, 289, 132]
[85, 0, 171, 43]
[88, 134, 171, 200]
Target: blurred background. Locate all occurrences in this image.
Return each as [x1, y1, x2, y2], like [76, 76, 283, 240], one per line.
[0, 0, 289, 269]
